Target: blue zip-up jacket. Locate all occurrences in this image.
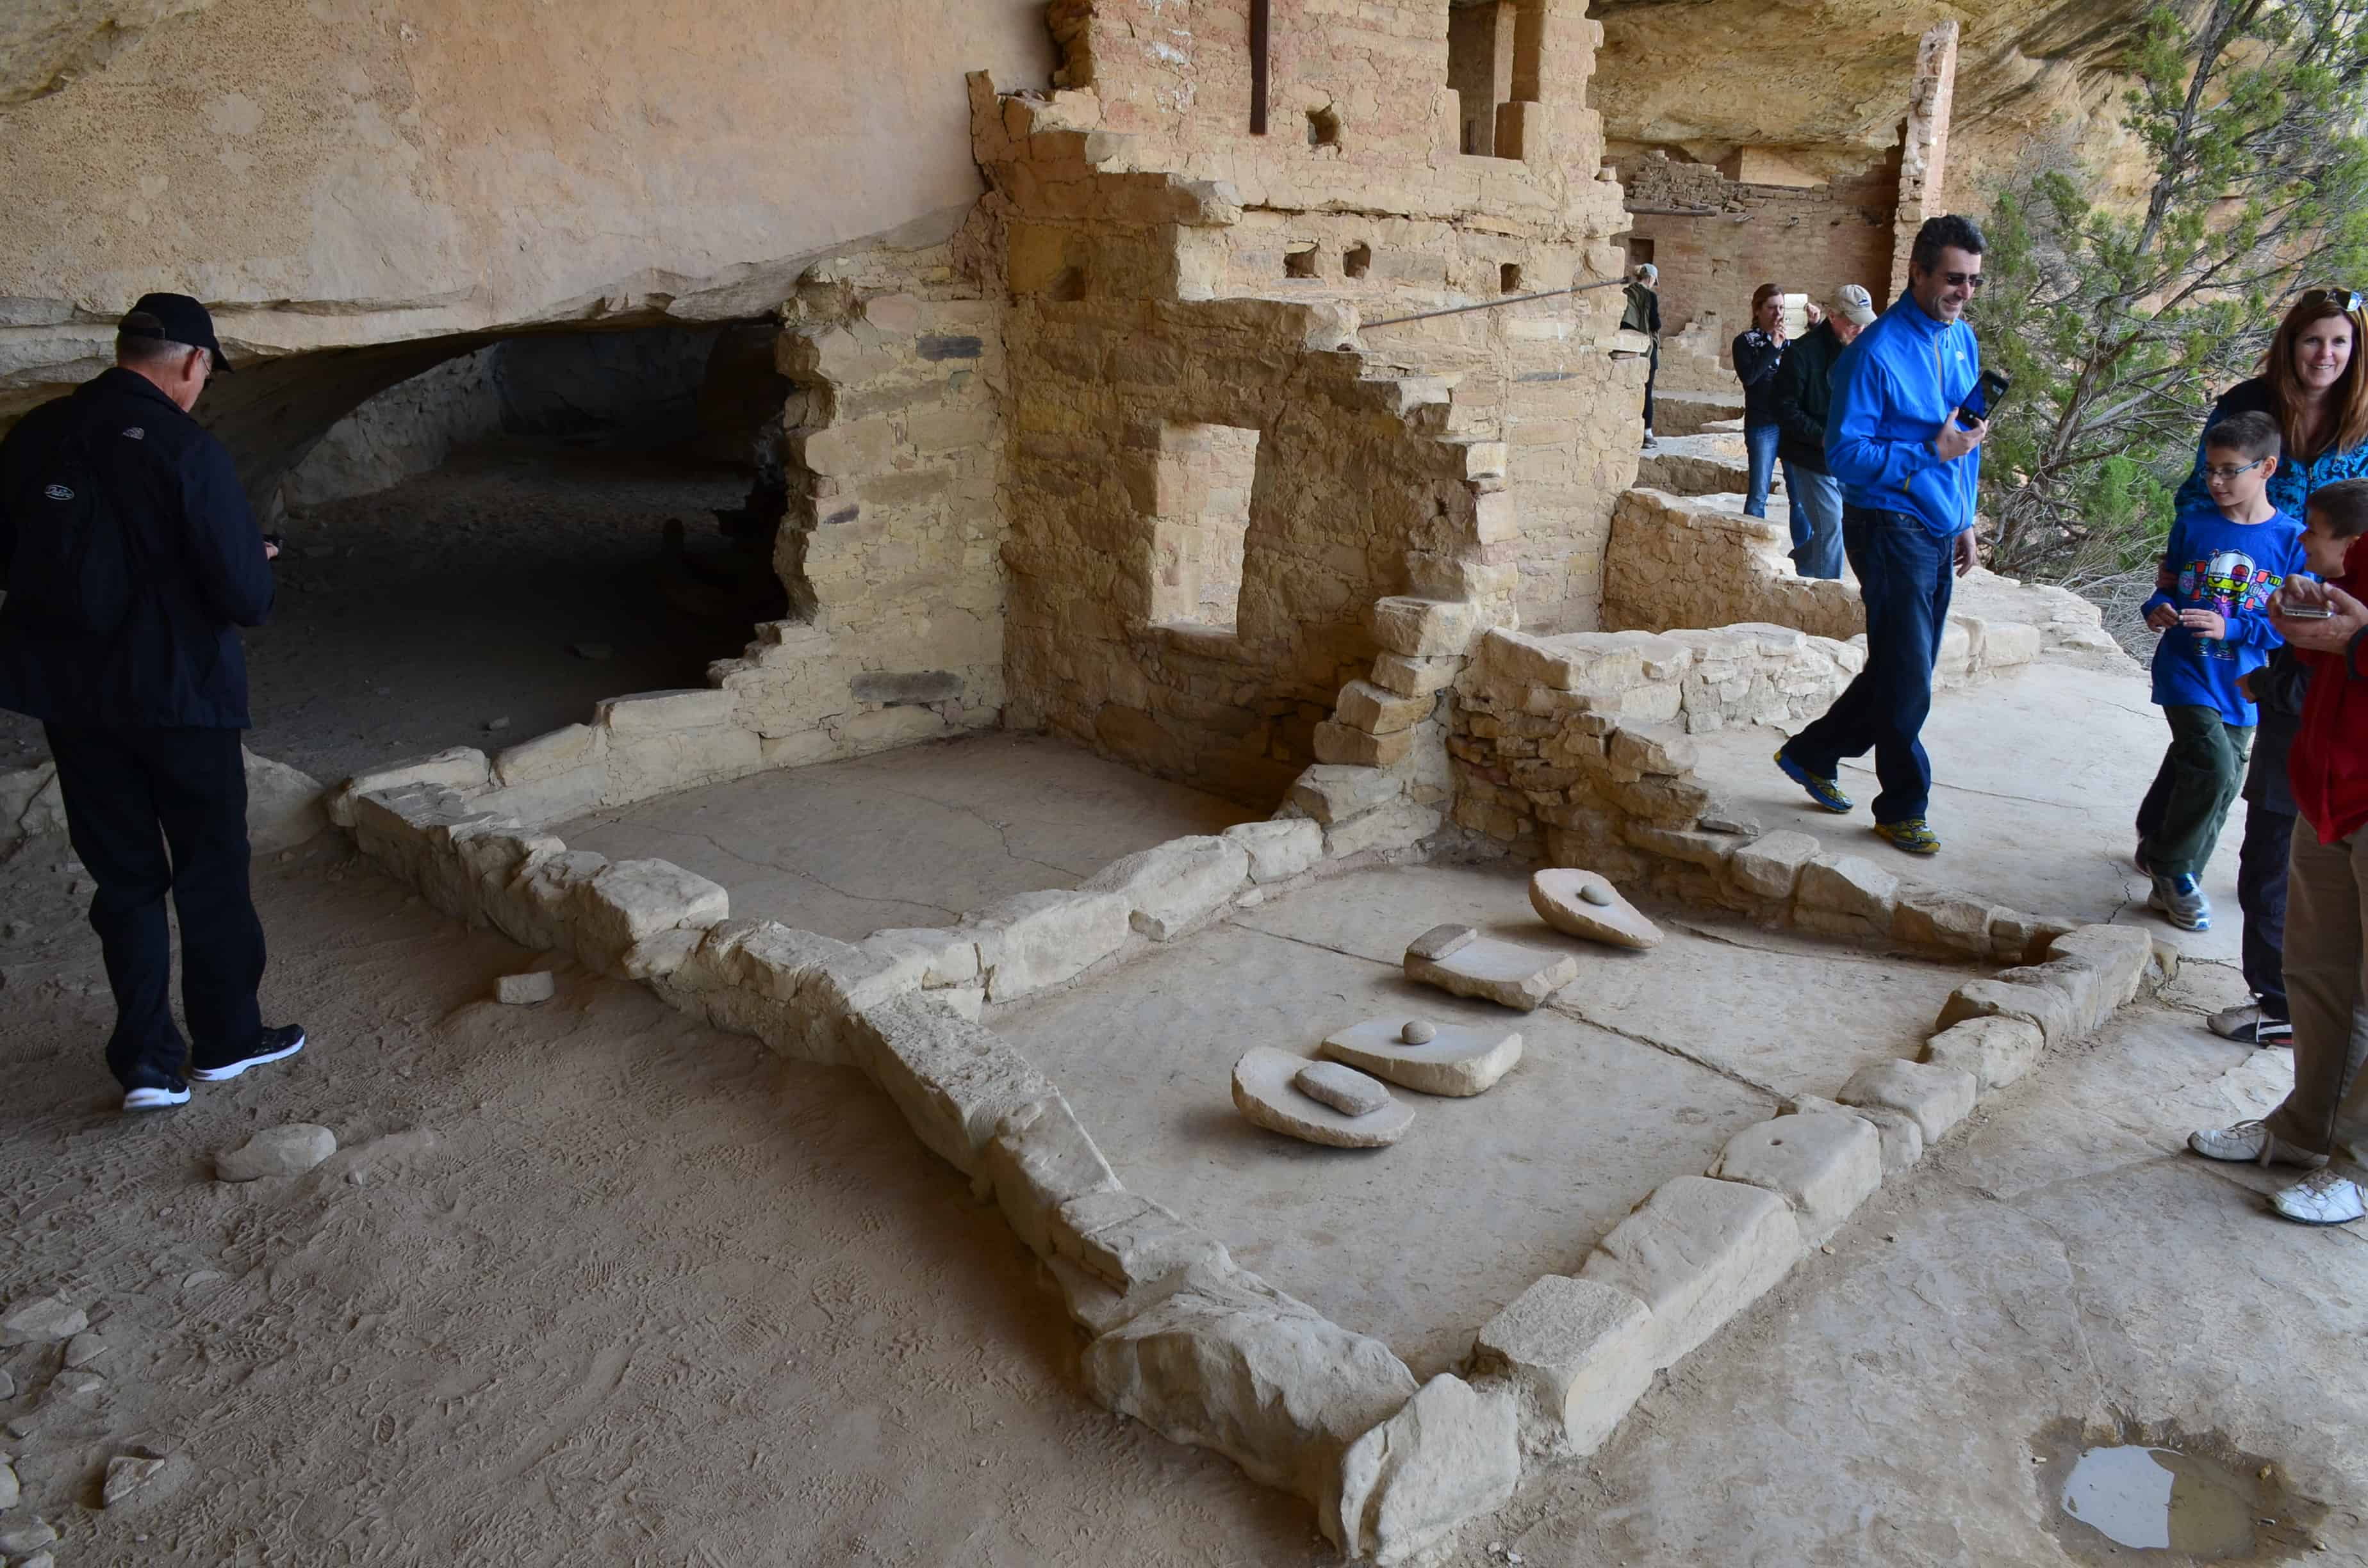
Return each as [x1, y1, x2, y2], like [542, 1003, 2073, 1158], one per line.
[1824, 290, 1983, 538]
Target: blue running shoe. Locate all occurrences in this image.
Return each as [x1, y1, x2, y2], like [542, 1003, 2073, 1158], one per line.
[1774, 748, 1853, 813]
[2149, 873, 2211, 933]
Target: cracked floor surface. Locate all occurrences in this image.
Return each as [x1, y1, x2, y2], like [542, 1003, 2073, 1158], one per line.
[561, 731, 1253, 939]
[994, 862, 1969, 1376]
[1693, 659, 2246, 969]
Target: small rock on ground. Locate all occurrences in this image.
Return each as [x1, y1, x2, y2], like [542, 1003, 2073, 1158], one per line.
[0, 1458, 17, 1510]
[216, 1123, 338, 1182]
[63, 1330, 106, 1368]
[1294, 1060, 1392, 1116]
[0, 1519, 58, 1554]
[103, 1453, 167, 1507]
[0, 1294, 85, 1346]
[495, 970, 556, 1006]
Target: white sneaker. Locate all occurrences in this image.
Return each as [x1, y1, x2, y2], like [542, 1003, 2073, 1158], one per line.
[2269, 1166, 2367, 1226]
[2207, 1004, 2292, 1047]
[2186, 1119, 2326, 1167]
[122, 1083, 191, 1113]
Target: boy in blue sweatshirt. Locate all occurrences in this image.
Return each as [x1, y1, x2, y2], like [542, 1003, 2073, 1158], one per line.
[2135, 411, 2306, 932]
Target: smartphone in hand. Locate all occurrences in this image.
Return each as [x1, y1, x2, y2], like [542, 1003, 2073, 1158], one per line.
[1955, 368, 2011, 429]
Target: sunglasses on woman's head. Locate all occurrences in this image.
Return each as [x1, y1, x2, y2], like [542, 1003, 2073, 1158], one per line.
[2303, 287, 2364, 314]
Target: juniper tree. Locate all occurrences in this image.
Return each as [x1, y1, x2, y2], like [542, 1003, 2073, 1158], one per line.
[1977, 0, 2368, 575]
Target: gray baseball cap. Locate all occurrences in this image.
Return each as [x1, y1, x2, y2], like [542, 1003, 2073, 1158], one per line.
[1831, 284, 1877, 327]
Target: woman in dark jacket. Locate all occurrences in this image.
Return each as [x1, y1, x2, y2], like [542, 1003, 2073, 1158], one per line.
[2174, 289, 2368, 519]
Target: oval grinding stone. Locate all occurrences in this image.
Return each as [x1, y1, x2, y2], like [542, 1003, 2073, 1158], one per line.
[1233, 1047, 1413, 1147]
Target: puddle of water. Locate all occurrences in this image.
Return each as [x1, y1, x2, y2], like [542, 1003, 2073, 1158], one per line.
[2060, 1445, 2257, 1557]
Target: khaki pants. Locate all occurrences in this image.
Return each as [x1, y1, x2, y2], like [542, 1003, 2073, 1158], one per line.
[2264, 824, 2368, 1175]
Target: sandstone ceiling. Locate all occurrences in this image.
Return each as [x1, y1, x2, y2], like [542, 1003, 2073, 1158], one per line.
[2, 0, 223, 105]
[1590, 0, 2159, 193]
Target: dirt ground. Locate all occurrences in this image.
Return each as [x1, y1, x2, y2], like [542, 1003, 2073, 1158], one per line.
[0, 836, 1319, 1568]
[0, 441, 755, 787]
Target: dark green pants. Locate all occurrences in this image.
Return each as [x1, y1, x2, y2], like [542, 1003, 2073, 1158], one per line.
[2138, 705, 2254, 881]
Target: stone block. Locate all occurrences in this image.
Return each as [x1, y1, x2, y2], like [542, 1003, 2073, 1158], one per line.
[1335, 680, 1435, 737]
[860, 927, 980, 988]
[1607, 725, 1697, 775]
[1336, 1374, 1520, 1565]
[1838, 1058, 1978, 1144]
[500, 848, 608, 952]
[1295, 1061, 1390, 1116]
[1621, 822, 1735, 870]
[331, 747, 489, 827]
[1372, 597, 1482, 657]
[848, 994, 1057, 1177]
[1288, 764, 1402, 824]
[2047, 924, 2155, 1013]
[1313, 722, 1414, 769]
[473, 763, 609, 827]
[1708, 1114, 1882, 1245]
[1324, 802, 1441, 860]
[1081, 834, 1249, 940]
[495, 724, 607, 787]
[849, 669, 964, 706]
[1369, 653, 1461, 699]
[1468, 1275, 1655, 1458]
[603, 725, 762, 804]
[962, 888, 1132, 1000]
[1923, 1015, 2046, 1093]
[1053, 1192, 1231, 1291]
[568, 859, 730, 974]
[1797, 854, 1900, 924]
[1578, 1176, 1802, 1368]
[1891, 889, 2005, 957]
[1321, 1017, 1522, 1097]
[1405, 934, 1576, 1011]
[596, 687, 739, 735]
[1081, 1264, 1418, 1545]
[243, 749, 327, 853]
[1933, 975, 2080, 1048]
[1224, 819, 1322, 884]
[495, 970, 555, 1005]
[981, 1093, 1121, 1259]
[1729, 830, 1820, 899]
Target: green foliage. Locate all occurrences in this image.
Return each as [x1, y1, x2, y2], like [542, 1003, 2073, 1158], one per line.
[1975, 0, 2368, 576]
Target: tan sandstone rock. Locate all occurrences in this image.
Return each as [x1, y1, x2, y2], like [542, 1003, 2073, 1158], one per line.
[1529, 868, 1662, 950]
[1233, 1048, 1413, 1148]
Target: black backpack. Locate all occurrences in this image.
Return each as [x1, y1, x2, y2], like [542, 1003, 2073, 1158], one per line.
[8, 408, 145, 637]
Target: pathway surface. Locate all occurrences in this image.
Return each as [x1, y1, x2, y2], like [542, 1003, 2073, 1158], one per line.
[1693, 660, 2247, 970]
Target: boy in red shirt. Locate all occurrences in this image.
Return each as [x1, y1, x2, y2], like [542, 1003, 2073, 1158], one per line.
[2188, 478, 2368, 1225]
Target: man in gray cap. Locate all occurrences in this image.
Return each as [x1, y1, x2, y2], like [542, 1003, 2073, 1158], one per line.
[0, 292, 305, 1113]
[1621, 263, 1664, 450]
[1770, 282, 1879, 579]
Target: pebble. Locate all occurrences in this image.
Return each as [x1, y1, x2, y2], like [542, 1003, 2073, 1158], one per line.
[180, 1270, 226, 1291]
[1401, 1019, 1436, 1045]
[1578, 882, 1612, 906]
[6, 1416, 36, 1439]
[485, 716, 511, 732]
[103, 1453, 167, 1507]
[53, 1369, 106, 1401]
[216, 1124, 338, 1182]
[0, 1368, 13, 1398]
[495, 970, 556, 1006]
[63, 1330, 107, 1368]
[0, 1294, 86, 1346]
[0, 1519, 57, 1554]
[0, 1458, 16, 1509]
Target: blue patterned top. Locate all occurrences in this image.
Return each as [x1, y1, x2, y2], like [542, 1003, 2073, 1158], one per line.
[2174, 377, 2368, 521]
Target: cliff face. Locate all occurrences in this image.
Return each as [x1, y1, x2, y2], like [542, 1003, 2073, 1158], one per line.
[1590, 0, 2155, 199]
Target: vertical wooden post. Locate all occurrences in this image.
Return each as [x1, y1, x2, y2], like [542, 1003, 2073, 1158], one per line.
[1249, 0, 1270, 135]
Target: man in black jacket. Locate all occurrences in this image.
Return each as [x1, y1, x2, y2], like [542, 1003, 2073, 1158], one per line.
[0, 294, 305, 1112]
[1622, 264, 1663, 451]
[1733, 284, 1790, 520]
[1770, 283, 1879, 579]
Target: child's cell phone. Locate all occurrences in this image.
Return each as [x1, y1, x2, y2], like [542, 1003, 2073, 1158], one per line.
[1955, 368, 2010, 427]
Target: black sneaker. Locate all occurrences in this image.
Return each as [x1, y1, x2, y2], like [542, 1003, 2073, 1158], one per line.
[192, 1025, 307, 1083]
[122, 1081, 192, 1113]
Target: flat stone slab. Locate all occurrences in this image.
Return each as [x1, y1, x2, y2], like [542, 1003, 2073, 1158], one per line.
[1530, 869, 1662, 951]
[1320, 1017, 1524, 1097]
[1404, 935, 1577, 1012]
[217, 1124, 338, 1181]
[1233, 1047, 1413, 1148]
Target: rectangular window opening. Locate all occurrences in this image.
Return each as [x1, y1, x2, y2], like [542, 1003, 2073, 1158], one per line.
[1285, 245, 1320, 279]
[1345, 243, 1373, 279]
[1150, 423, 1260, 634]
[1447, 1, 1536, 158]
[1501, 262, 1524, 293]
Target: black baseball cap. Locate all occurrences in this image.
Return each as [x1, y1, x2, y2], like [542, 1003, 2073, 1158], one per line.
[118, 291, 234, 373]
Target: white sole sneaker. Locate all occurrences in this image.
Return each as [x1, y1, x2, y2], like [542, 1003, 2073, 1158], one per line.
[2271, 1169, 2367, 1226]
[190, 1029, 306, 1083]
[122, 1084, 191, 1112]
[2187, 1119, 2325, 1167]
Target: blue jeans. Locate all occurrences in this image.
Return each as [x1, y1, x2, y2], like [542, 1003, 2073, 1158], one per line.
[1786, 464, 1845, 579]
[1782, 507, 1956, 824]
[1743, 423, 1779, 518]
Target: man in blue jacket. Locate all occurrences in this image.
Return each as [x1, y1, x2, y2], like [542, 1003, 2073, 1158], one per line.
[0, 294, 306, 1111]
[1773, 216, 1989, 856]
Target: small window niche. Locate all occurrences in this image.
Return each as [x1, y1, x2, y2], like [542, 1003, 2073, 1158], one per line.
[1285, 245, 1320, 279]
[1345, 243, 1374, 280]
[1149, 422, 1261, 634]
[1306, 105, 1342, 149]
[1500, 262, 1524, 293]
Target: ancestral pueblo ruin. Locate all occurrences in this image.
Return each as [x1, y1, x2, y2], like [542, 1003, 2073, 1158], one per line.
[1, 2, 2340, 1564]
